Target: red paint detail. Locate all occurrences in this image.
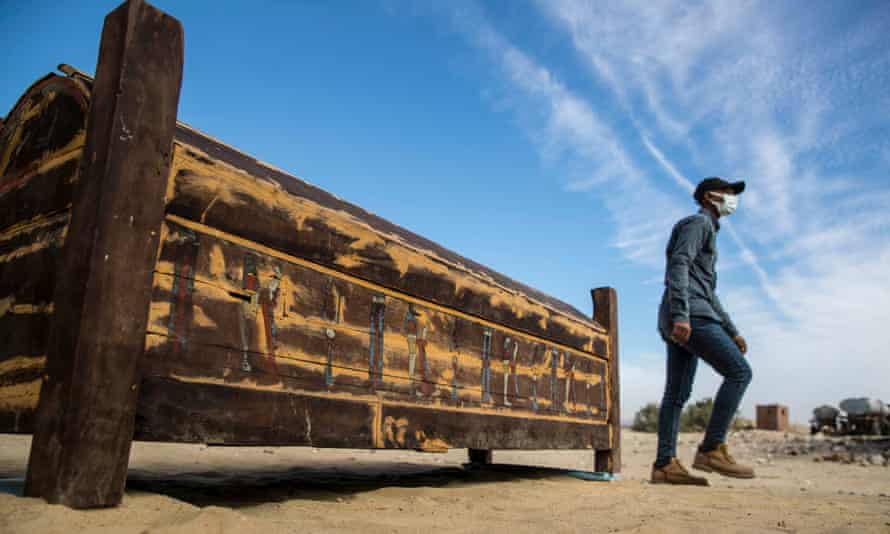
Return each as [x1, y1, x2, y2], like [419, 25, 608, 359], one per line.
[258, 285, 279, 374]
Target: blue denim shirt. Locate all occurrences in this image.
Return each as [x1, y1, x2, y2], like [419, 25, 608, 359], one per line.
[657, 208, 739, 341]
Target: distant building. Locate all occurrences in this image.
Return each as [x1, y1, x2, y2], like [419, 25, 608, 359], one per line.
[756, 404, 789, 431]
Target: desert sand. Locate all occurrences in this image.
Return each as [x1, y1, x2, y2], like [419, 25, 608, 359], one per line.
[1, 429, 888, 533]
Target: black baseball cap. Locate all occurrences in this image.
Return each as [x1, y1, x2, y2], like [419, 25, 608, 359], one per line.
[694, 177, 746, 203]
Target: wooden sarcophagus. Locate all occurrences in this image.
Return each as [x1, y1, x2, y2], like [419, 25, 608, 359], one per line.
[0, 0, 619, 508]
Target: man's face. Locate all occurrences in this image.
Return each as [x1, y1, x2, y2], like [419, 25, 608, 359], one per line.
[705, 187, 736, 206]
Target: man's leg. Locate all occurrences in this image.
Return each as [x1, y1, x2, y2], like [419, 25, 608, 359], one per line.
[685, 319, 752, 449]
[654, 340, 697, 467]
[686, 318, 755, 478]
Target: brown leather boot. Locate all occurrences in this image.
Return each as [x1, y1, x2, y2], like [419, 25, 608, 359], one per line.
[692, 443, 755, 478]
[650, 458, 710, 486]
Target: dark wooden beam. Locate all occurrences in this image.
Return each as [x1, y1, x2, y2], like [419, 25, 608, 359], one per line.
[132, 377, 611, 451]
[24, 0, 183, 508]
[467, 449, 493, 464]
[592, 287, 620, 473]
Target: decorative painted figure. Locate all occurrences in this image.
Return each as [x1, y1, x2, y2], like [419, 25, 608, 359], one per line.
[405, 305, 432, 397]
[368, 294, 385, 387]
[481, 329, 493, 403]
[501, 338, 519, 406]
[324, 327, 336, 387]
[257, 265, 281, 374]
[531, 345, 541, 412]
[564, 354, 576, 414]
[549, 348, 561, 412]
[450, 320, 461, 401]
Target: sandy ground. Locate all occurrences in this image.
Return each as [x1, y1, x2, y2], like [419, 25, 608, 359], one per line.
[1, 430, 888, 533]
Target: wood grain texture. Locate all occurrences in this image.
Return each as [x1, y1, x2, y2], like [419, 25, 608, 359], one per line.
[16, 71, 606, 353]
[135, 377, 375, 447]
[133, 376, 609, 451]
[25, 0, 184, 508]
[380, 403, 610, 451]
[0, 74, 87, 192]
[143, 219, 609, 429]
[592, 287, 620, 473]
[0, 73, 86, 433]
[163, 140, 604, 353]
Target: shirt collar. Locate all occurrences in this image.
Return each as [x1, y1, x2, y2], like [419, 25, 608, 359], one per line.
[698, 207, 720, 231]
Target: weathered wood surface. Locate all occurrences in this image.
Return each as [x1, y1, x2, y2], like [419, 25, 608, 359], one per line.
[24, 0, 184, 508]
[0, 72, 618, 453]
[2, 72, 606, 357]
[593, 287, 621, 473]
[0, 74, 87, 202]
[165, 130, 605, 353]
[136, 217, 611, 450]
[134, 377, 611, 452]
[146, 219, 608, 410]
[0, 73, 88, 432]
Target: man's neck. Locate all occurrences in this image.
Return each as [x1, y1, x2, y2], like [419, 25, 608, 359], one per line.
[702, 203, 720, 220]
[699, 204, 721, 231]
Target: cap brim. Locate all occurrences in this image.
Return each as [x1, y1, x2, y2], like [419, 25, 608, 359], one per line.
[730, 181, 746, 194]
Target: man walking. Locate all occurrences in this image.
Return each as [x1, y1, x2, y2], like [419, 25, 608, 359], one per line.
[651, 177, 755, 486]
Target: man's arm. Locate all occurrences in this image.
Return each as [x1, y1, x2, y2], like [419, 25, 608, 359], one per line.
[666, 218, 707, 326]
[712, 292, 739, 338]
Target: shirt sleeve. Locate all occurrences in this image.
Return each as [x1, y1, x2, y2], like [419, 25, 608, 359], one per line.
[666, 218, 706, 324]
[712, 292, 740, 337]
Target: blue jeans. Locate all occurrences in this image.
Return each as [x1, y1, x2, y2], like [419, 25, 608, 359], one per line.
[655, 317, 752, 467]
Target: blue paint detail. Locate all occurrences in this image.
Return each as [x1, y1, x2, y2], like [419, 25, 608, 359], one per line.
[368, 294, 385, 385]
[481, 329, 492, 402]
[325, 340, 334, 387]
[451, 355, 459, 401]
[376, 304, 385, 379]
[550, 349, 560, 410]
[565, 471, 619, 482]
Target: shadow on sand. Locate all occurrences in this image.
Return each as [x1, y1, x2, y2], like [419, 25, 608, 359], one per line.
[123, 463, 593, 508]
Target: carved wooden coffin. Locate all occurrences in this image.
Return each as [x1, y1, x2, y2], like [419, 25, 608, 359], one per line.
[0, 66, 619, 464]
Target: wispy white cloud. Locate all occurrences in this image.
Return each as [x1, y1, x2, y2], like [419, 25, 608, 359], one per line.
[538, 0, 890, 422]
[641, 134, 693, 193]
[643, 133, 780, 306]
[446, 2, 685, 268]
[424, 0, 890, 424]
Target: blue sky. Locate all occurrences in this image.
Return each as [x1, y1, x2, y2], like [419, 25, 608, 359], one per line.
[3, 1, 889, 424]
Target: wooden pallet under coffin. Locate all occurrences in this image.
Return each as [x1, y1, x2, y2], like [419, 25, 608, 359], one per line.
[0, 0, 620, 509]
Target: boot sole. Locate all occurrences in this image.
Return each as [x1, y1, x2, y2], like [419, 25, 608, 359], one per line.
[692, 462, 755, 479]
[650, 477, 710, 486]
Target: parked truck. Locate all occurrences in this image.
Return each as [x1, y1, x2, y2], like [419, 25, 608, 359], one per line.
[839, 398, 889, 436]
[812, 398, 889, 436]
[810, 404, 844, 435]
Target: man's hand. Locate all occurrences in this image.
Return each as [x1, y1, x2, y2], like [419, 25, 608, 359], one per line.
[733, 335, 748, 355]
[670, 321, 691, 344]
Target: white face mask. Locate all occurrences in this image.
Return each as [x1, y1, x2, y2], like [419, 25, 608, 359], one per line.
[711, 193, 739, 216]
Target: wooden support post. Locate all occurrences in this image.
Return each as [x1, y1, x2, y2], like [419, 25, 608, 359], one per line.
[592, 287, 620, 473]
[24, 0, 183, 508]
[468, 448, 493, 465]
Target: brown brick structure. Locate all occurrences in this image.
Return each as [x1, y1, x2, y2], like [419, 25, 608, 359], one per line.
[756, 404, 789, 431]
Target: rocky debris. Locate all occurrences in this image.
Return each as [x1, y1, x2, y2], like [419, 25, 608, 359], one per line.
[723, 429, 890, 468]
